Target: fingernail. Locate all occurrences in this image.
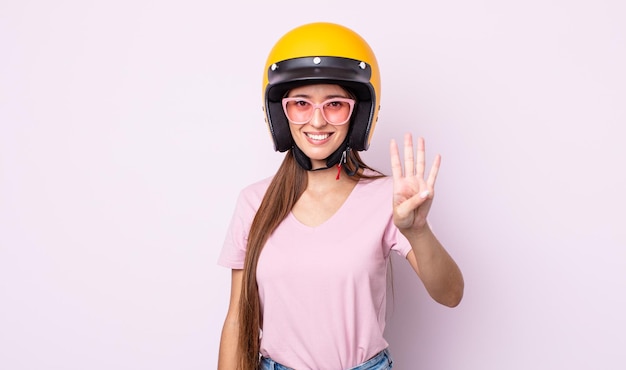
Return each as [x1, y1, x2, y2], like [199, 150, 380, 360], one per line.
[420, 190, 430, 199]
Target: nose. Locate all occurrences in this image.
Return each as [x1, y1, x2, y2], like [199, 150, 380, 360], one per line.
[308, 107, 328, 128]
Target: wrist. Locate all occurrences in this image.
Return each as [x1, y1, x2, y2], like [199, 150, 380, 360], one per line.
[399, 221, 431, 239]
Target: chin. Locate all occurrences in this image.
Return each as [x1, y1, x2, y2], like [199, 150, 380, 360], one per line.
[302, 150, 334, 161]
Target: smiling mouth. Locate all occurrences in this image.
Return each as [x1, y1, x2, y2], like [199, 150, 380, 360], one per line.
[305, 133, 332, 141]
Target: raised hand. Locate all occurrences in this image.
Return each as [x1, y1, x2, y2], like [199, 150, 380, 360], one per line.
[390, 133, 441, 231]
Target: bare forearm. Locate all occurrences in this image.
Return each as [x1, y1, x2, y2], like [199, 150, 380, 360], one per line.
[218, 315, 240, 369]
[403, 224, 464, 307]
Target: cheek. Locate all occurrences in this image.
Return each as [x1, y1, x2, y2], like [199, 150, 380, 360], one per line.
[336, 125, 349, 139]
[288, 124, 299, 138]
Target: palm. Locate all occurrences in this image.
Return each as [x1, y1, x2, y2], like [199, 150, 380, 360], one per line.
[390, 134, 440, 230]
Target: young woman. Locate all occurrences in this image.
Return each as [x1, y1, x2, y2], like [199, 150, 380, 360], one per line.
[218, 22, 464, 370]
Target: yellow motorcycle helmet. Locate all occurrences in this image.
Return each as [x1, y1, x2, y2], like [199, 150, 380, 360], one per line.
[262, 22, 381, 160]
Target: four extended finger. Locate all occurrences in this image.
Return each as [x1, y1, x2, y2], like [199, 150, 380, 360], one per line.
[426, 154, 441, 189]
[389, 138, 403, 181]
[403, 133, 414, 177]
[391, 134, 440, 190]
[416, 136, 426, 179]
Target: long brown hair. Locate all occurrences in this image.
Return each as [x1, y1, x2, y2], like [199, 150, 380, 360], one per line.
[237, 148, 382, 369]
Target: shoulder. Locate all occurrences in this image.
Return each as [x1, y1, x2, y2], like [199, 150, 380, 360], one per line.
[352, 172, 393, 203]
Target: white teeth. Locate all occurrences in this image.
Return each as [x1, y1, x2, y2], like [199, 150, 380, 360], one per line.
[306, 133, 330, 141]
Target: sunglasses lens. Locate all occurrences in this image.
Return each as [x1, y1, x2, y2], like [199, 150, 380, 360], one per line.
[321, 100, 352, 124]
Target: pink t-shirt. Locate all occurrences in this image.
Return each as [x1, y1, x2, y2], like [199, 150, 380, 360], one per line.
[218, 174, 412, 369]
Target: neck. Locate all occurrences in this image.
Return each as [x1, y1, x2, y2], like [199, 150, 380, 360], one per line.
[306, 164, 357, 191]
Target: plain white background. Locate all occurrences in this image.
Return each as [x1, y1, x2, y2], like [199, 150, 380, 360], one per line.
[1, 0, 625, 369]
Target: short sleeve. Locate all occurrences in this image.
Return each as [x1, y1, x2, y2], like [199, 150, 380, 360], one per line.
[383, 214, 413, 258]
[217, 178, 270, 269]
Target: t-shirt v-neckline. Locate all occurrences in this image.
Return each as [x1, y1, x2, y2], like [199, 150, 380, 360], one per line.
[288, 179, 363, 230]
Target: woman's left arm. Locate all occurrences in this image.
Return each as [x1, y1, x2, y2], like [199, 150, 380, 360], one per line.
[390, 133, 464, 307]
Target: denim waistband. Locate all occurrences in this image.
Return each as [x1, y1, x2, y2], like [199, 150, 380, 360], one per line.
[259, 348, 393, 370]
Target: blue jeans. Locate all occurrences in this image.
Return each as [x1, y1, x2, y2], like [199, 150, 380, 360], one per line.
[259, 348, 393, 370]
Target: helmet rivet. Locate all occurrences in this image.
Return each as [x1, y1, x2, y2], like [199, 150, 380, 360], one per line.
[359, 62, 367, 69]
[271, 63, 278, 71]
[313, 57, 321, 65]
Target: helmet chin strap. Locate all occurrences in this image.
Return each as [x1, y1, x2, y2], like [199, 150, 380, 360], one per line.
[292, 138, 359, 179]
